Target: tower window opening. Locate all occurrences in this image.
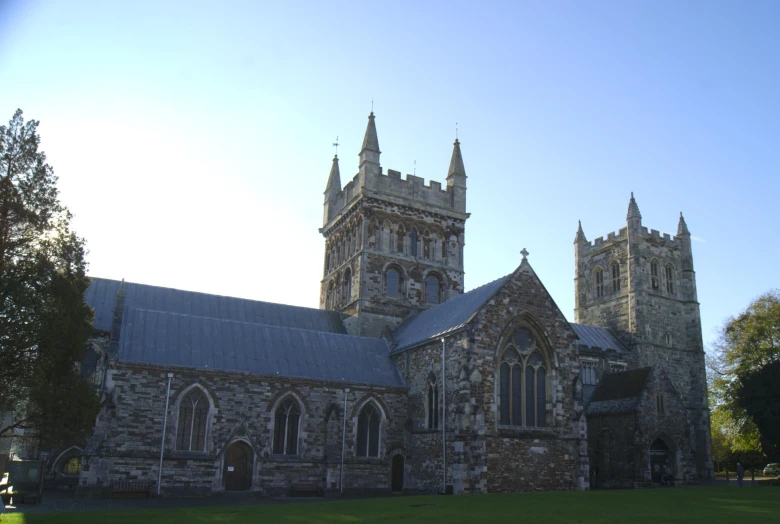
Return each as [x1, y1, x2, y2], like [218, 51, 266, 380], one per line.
[611, 262, 620, 293]
[665, 265, 674, 294]
[651, 261, 660, 290]
[410, 229, 418, 257]
[595, 268, 604, 297]
[425, 274, 441, 304]
[385, 268, 401, 298]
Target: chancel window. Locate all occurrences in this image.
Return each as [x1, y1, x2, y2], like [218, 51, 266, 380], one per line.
[273, 397, 301, 455]
[425, 274, 441, 304]
[427, 375, 439, 429]
[176, 389, 208, 451]
[595, 268, 604, 297]
[611, 262, 620, 293]
[385, 268, 401, 298]
[581, 360, 597, 385]
[665, 265, 674, 294]
[651, 261, 660, 290]
[357, 403, 381, 457]
[499, 328, 547, 428]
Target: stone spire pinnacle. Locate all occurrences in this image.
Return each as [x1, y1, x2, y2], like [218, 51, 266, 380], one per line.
[361, 112, 380, 153]
[575, 220, 588, 243]
[448, 138, 467, 178]
[627, 192, 641, 220]
[324, 155, 341, 194]
[677, 212, 690, 236]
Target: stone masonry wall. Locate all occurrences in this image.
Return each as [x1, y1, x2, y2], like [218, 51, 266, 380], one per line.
[81, 362, 408, 496]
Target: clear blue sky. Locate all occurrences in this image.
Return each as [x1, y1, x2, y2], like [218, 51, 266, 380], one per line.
[1, 0, 778, 351]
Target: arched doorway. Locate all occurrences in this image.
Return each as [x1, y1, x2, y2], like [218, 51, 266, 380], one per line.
[649, 437, 673, 483]
[223, 441, 253, 491]
[391, 454, 404, 492]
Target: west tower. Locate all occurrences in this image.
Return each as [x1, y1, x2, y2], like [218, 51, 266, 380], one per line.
[574, 194, 712, 479]
[319, 113, 469, 337]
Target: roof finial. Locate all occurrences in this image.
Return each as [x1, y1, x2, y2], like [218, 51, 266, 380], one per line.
[371, 97, 374, 113]
[575, 220, 588, 243]
[521, 248, 529, 261]
[413, 159, 416, 176]
[456, 122, 458, 140]
[677, 211, 690, 236]
[627, 191, 642, 221]
[332, 136, 339, 157]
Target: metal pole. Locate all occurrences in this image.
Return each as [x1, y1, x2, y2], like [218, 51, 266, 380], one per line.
[157, 372, 173, 496]
[340, 387, 349, 495]
[441, 338, 446, 494]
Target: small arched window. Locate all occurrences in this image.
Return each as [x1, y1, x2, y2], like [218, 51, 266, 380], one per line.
[427, 375, 439, 429]
[594, 268, 604, 297]
[425, 274, 441, 304]
[176, 389, 208, 451]
[611, 262, 620, 293]
[385, 268, 401, 298]
[273, 397, 301, 455]
[410, 229, 418, 257]
[650, 261, 660, 290]
[343, 268, 352, 303]
[499, 328, 547, 428]
[665, 265, 674, 294]
[357, 403, 381, 457]
[665, 331, 673, 347]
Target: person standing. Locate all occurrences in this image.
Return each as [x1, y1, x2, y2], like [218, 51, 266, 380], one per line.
[736, 462, 745, 488]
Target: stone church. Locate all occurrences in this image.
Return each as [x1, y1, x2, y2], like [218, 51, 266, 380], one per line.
[58, 113, 710, 495]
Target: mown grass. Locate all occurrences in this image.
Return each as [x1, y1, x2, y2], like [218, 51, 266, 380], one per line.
[2, 487, 779, 524]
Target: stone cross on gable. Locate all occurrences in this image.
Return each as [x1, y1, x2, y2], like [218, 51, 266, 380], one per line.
[520, 248, 529, 260]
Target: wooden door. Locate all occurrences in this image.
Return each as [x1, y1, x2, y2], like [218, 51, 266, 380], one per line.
[391, 454, 404, 492]
[224, 441, 252, 491]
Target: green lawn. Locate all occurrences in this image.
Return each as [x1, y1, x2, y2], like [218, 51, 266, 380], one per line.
[3, 487, 779, 524]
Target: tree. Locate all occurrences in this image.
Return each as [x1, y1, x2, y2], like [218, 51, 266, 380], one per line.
[0, 109, 100, 451]
[709, 290, 780, 461]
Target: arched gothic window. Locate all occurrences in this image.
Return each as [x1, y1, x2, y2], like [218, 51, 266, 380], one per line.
[425, 274, 441, 304]
[594, 268, 604, 297]
[176, 389, 208, 451]
[410, 228, 418, 257]
[385, 267, 401, 298]
[343, 268, 352, 304]
[427, 375, 439, 429]
[357, 403, 381, 457]
[499, 328, 547, 428]
[651, 261, 660, 290]
[611, 262, 620, 293]
[665, 265, 674, 294]
[273, 397, 301, 455]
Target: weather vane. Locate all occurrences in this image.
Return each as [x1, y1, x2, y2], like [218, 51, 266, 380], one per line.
[333, 136, 339, 156]
[456, 122, 458, 140]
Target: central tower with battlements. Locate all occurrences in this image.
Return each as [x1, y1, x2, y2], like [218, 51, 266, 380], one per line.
[319, 112, 469, 337]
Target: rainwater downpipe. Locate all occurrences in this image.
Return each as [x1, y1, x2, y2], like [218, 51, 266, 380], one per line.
[157, 372, 173, 497]
[441, 338, 446, 494]
[340, 387, 349, 495]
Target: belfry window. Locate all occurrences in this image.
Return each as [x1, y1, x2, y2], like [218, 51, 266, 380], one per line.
[273, 397, 301, 455]
[595, 268, 604, 297]
[581, 360, 597, 385]
[611, 263, 620, 293]
[357, 403, 381, 457]
[651, 261, 660, 290]
[385, 268, 401, 298]
[176, 389, 208, 451]
[410, 229, 418, 257]
[665, 265, 674, 294]
[342, 268, 352, 303]
[499, 328, 547, 428]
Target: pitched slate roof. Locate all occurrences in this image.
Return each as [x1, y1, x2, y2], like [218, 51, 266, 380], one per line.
[86, 277, 346, 334]
[392, 274, 511, 351]
[84, 277, 404, 388]
[570, 323, 627, 353]
[585, 367, 652, 416]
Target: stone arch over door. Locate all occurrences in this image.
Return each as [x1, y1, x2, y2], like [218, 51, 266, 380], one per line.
[223, 440, 254, 491]
[648, 433, 676, 483]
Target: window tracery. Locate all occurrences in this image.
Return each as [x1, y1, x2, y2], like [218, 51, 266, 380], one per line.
[499, 328, 547, 428]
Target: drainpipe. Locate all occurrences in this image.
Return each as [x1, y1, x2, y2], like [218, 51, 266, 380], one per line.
[441, 338, 446, 494]
[157, 372, 173, 496]
[340, 387, 349, 495]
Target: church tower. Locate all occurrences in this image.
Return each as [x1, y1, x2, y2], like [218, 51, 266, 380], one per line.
[574, 194, 712, 479]
[319, 113, 470, 337]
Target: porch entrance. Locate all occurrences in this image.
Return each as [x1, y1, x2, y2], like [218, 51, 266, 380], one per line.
[223, 441, 253, 491]
[649, 438, 673, 482]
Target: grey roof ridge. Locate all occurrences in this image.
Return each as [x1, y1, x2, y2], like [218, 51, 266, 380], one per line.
[569, 322, 629, 351]
[123, 306, 388, 346]
[391, 272, 513, 353]
[89, 276, 335, 316]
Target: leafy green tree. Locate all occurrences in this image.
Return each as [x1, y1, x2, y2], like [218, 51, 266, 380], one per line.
[0, 109, 100, 451]
[710, 290, 780, 460]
